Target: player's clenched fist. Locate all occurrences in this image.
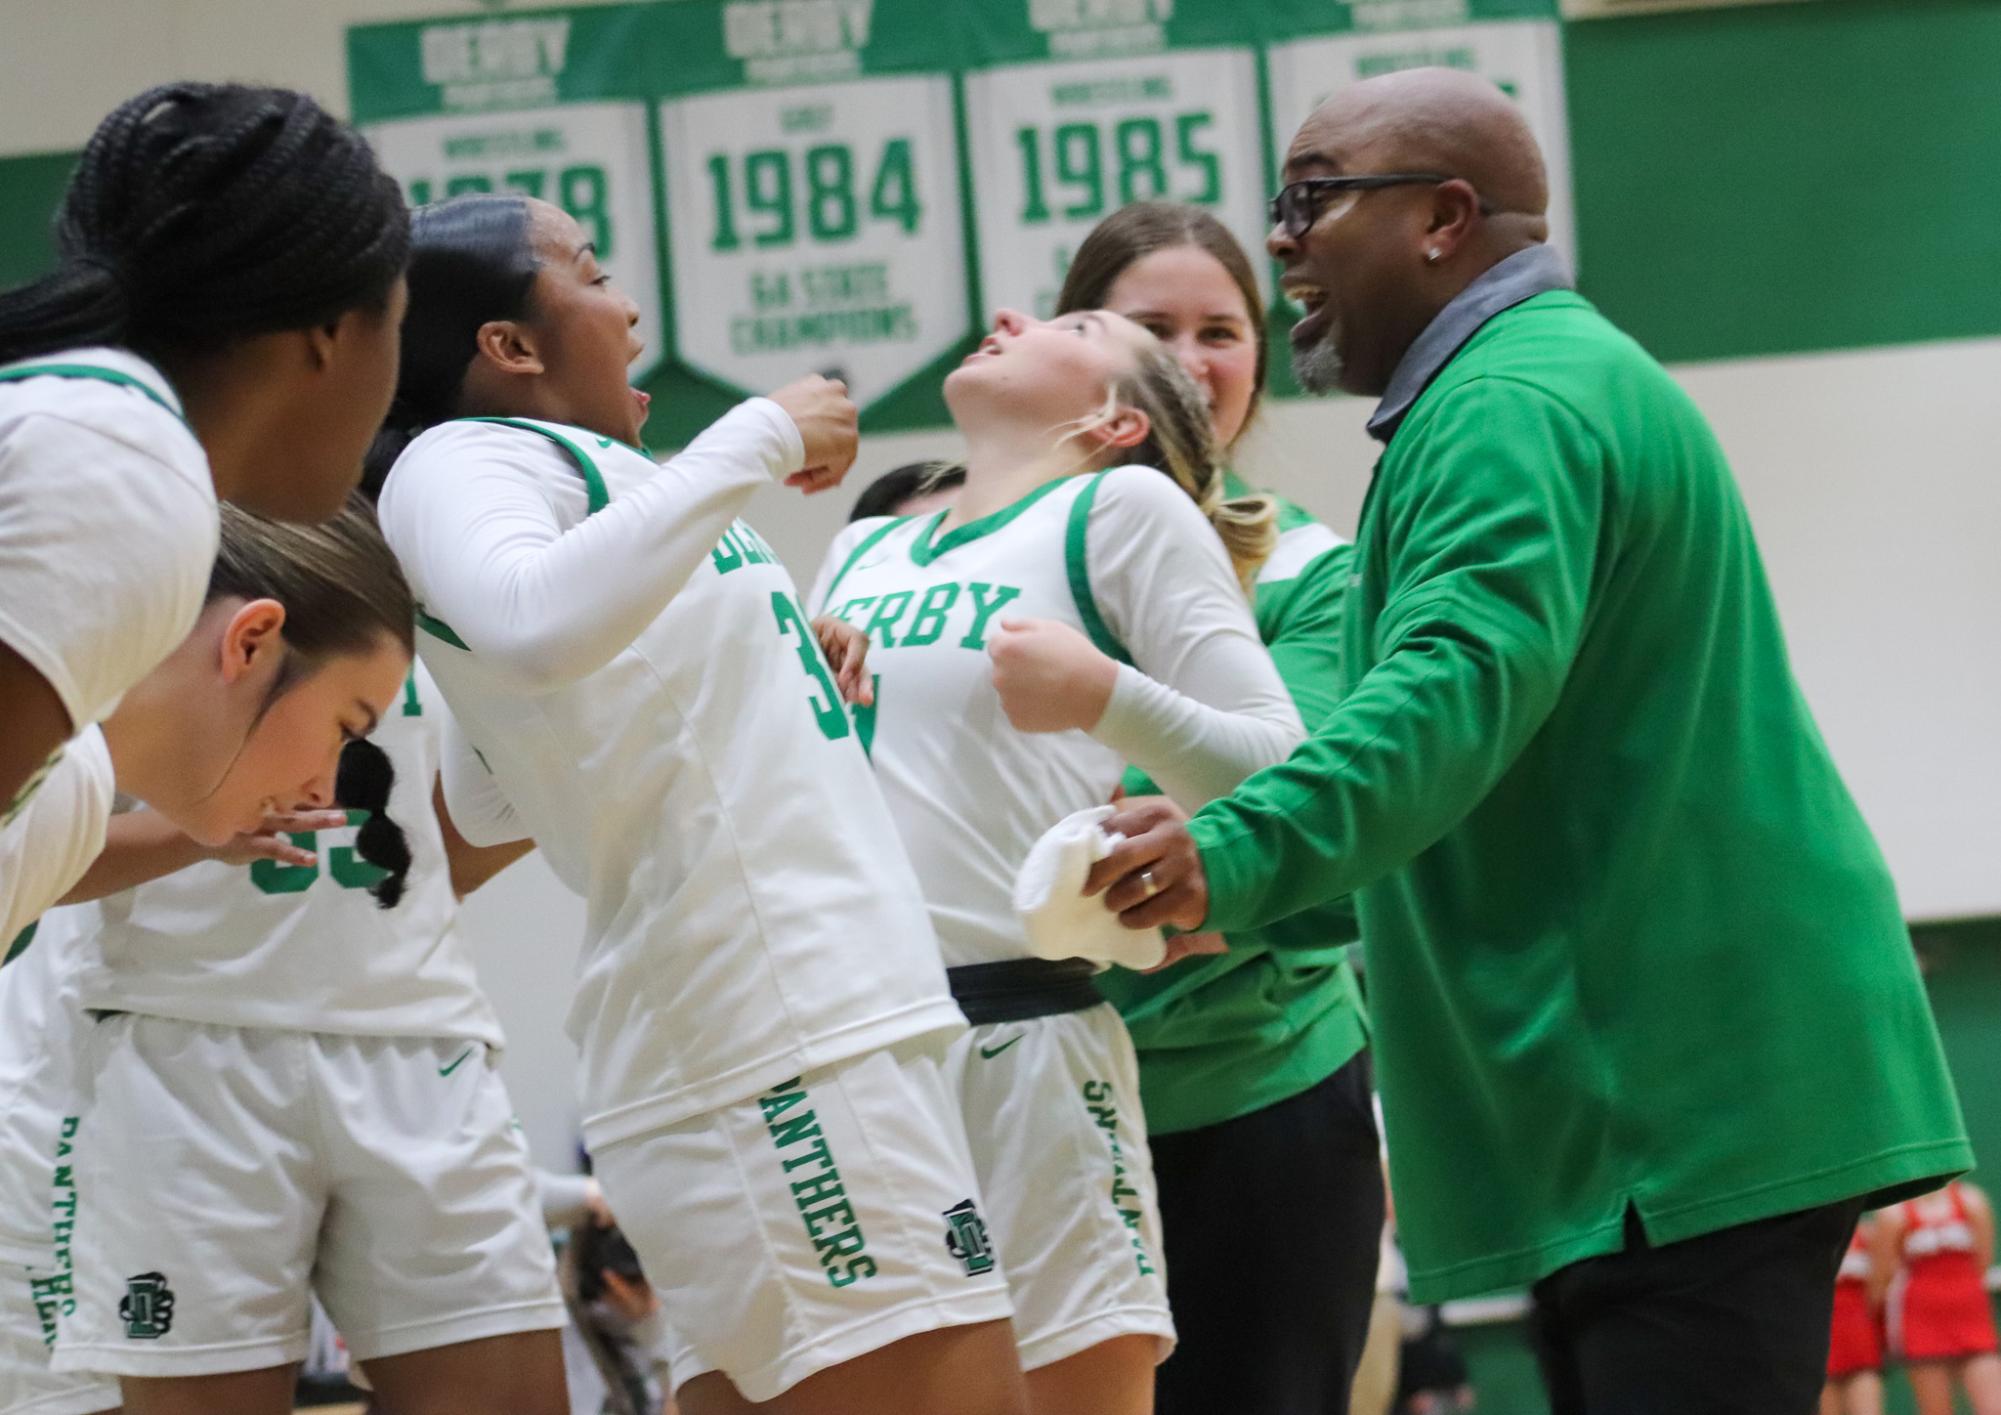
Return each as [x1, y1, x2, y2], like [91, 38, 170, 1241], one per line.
[766, 375, 858, 494]
[986, 617, 1119, 733]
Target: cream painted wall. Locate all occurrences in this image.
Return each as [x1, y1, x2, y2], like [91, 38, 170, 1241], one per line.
[7, 1, 1996, 1162]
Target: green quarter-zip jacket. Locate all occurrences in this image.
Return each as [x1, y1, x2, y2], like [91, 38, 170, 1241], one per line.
[1184, 267, 1969, 1301]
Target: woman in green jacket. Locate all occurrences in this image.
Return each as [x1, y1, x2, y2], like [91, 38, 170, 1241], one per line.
[1052, 202, 1383, 1415]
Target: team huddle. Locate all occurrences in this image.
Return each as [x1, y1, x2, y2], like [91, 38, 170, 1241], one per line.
[1, 56, 1976, 1415]
[0, 74, 1364, 1415]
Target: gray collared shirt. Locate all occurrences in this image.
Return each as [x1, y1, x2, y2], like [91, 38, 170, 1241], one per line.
[1366, 243, 1573, 445]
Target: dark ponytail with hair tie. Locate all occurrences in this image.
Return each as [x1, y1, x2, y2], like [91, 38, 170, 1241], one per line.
[207, 495, 419, 910]
[335, 739, 412, 909]
[361, 193, 540, 501]
[361, 410, 425, 503]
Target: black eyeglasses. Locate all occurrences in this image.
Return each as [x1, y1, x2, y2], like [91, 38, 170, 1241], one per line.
[1268, 173, 1493, 239]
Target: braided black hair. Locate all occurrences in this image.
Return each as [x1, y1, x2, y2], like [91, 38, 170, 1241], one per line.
[335, 739, 412, 909]
[0, 83, 409, 366]
[362, 194, 538, 499]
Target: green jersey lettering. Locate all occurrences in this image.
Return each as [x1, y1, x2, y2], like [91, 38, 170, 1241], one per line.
[780, 1133, 836, 1174]
[860, 590, 914, 647]
[813, 1224, 868, 1260]
[790, 1167, 847, 1209]
[901, 582, 960, 647]
[328, 843, 389, 891]
[960, 582, 1023, 649]
[768, 1109, 825, 1152]
[250, 836, 320, 895]
[1081, 1078, 1157, 1278]
[830, 1255, 878, 1287]
[770, 593, 852, 742]
[736, 522, 779, 565]
[802, 1198, 859, 1239]
[851, 681, 879, 761]
[712, 524, 775, 575]
[758, 1075, 876, 1288]
[251, 828, 387, 896]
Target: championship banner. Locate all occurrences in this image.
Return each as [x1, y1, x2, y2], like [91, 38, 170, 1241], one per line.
[349, 9, 671, 384]
[959, 0, 1271, 322]
[1562, 0, 1817, 15]
[347, 0, 1577, 437]
[652, 0, 973, 431]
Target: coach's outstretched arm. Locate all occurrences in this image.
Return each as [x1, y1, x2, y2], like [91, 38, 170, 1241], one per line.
[1091, 377, 1599, 935]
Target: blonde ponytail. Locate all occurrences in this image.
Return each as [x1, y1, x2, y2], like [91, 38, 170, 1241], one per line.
[1111, 340, 1276, 592]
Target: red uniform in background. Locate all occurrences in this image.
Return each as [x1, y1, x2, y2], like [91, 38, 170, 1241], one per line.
[1829, 1226, 1883, 1379]
[1893, 1184, 2000, 1363]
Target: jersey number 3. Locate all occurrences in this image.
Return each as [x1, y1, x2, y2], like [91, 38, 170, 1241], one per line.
[770, 592, 851, 743]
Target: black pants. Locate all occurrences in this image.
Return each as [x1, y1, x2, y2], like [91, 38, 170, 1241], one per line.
[1152, 1051, 1384, 1415]
[1527, 1197, 1864, 1415]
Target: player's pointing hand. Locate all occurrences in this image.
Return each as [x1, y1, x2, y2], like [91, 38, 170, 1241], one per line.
[987, 618, 1118, 733]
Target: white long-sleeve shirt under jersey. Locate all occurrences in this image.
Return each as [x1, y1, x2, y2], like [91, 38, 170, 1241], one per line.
[811, 464, 1304, 967]
[377, 406, 962, 1149]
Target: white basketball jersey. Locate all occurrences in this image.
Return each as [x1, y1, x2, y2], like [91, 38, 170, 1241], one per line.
[383, 417, 961, 1149]
[70, 663, 503, 1047]
[810, 465, 1292, 969]
[0, 729, 113, 952]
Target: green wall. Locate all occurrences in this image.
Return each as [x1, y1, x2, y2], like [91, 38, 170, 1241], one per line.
[7, 0, 2001, 368]
[0, 150, 73, 287]
[1567, 0, 2001, 363]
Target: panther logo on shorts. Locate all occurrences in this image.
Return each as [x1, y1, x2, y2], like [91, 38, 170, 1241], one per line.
[943, 1199, 995, 1277]
[120, 1272, 175, 1339]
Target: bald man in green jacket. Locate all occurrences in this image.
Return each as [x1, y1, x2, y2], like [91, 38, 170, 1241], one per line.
[1088, 69, 1968, 1413]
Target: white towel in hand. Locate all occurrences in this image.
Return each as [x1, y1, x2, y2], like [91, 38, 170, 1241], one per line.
[1013, 806, 1167, 971]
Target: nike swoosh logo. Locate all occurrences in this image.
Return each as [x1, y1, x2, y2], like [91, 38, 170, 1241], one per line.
[439, 1046, 477, 1077]
[978, 1034, 1025, 1061]
[595, 437, 615, 448]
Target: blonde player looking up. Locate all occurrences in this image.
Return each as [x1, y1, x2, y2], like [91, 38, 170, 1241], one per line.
[371, 194, 1027, 1415]
[0, 498, 417, 1415]
[1052, 202, 1382, 1415]
[42, 662, 564, 1415]
[0, 83, 409, 821]
[809, 307, 1303, 1415]
[0, 498, 415, 957]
